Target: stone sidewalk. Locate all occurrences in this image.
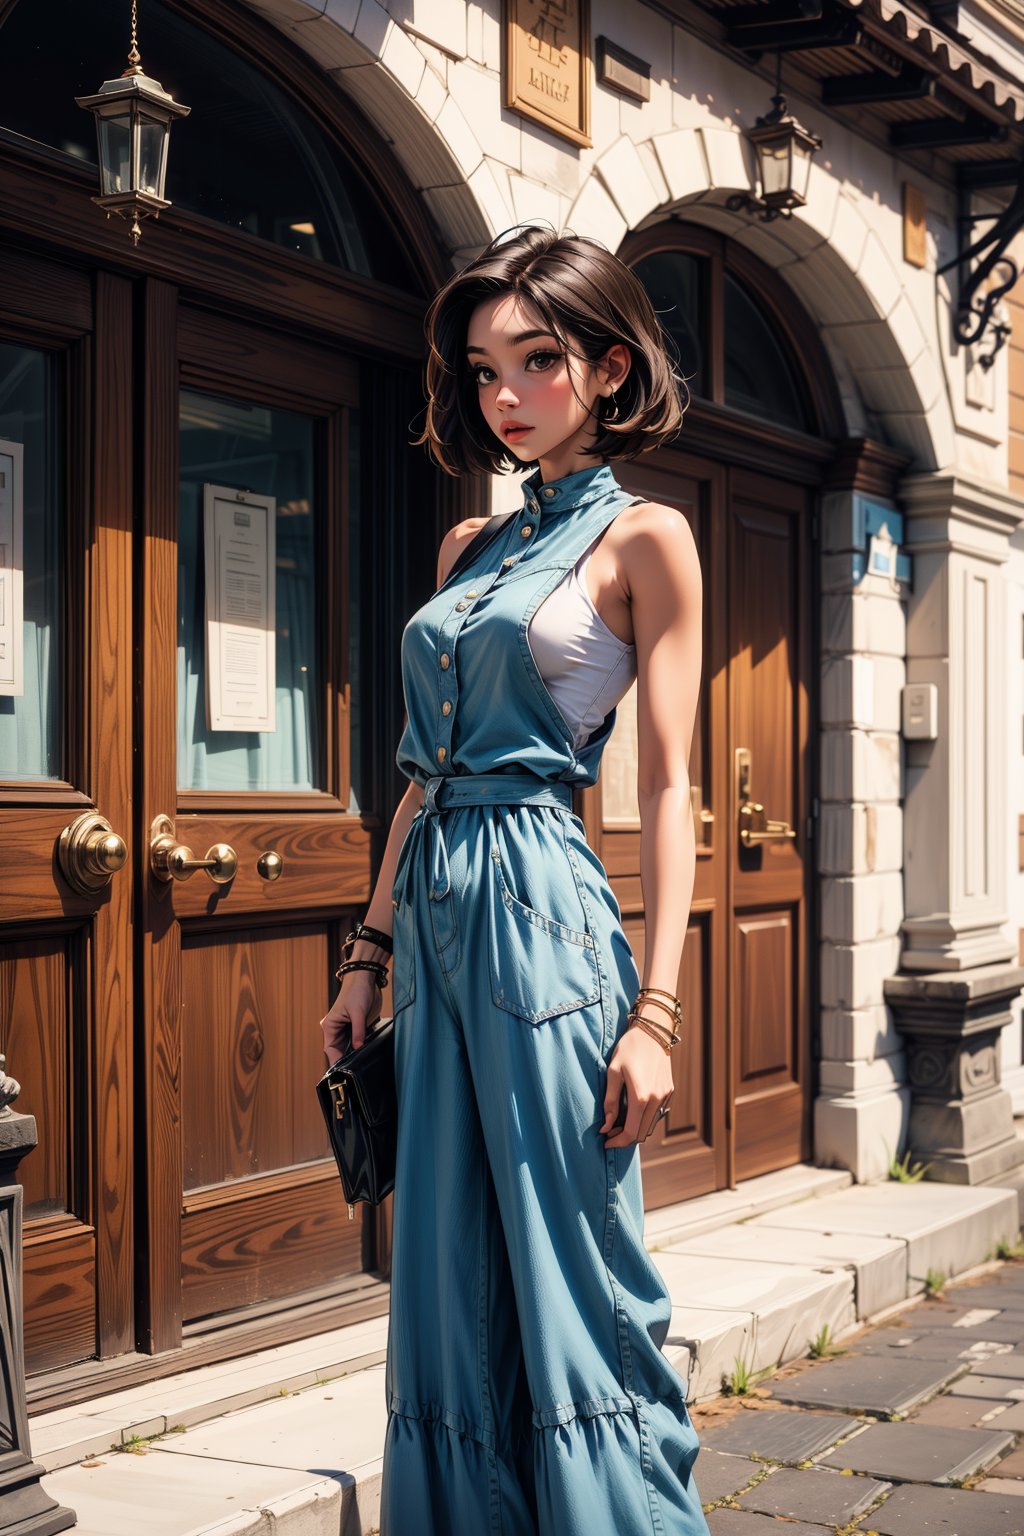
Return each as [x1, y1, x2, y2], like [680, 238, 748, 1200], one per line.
[35, 1165, 1024, 1534]
[694, 1260, 1024, 1534]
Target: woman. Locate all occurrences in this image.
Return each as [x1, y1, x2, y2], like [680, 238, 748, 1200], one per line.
[320, 226, 709, 1535]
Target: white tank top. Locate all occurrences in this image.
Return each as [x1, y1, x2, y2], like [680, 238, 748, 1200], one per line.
[527, 531, 637, 749]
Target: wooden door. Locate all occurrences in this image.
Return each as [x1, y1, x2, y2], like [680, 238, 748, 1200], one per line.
[139, 289, 378, 1351]
[0, 255, 135, 1373]
[581, 450, 813, 1202]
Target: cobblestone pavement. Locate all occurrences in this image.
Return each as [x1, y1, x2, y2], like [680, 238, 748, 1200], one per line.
[689, 1259, 1024, 1535]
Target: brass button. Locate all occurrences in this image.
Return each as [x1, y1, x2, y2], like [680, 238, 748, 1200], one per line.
[441, 700, 452, 716]
[436, 746, 447, 763]
[542, 487, 555, 498]
[466, 589, 478, 598]
[455, 601, 468, 612]
[440, 653, 450, 669]
[521, 525, 533, 538]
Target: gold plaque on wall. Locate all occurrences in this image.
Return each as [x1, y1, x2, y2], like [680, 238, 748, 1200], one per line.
[505, 0, 591, 149]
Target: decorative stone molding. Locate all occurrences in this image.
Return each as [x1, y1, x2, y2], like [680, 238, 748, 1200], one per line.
[884, 963, 1024, 1183]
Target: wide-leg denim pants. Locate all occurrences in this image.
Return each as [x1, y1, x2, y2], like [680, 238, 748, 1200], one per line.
[380, 773, 710, 1535]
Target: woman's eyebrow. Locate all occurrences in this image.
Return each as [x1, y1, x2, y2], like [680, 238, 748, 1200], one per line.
[466, 329, 559, 355]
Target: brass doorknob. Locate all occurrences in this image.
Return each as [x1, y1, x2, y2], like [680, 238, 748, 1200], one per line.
[150, 815, 238, 884]
[57, 812, 128, 895]
[256, 850, 283, 881]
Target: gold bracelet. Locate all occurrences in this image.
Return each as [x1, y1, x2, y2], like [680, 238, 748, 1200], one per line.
[635, 986, 682, 1019]
[628, 1010, 681, 1048]
[634, 994, 682, 1027]
[628, 1015, 674, 1055]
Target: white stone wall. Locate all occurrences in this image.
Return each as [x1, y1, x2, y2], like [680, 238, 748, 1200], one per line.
[1006, 525, 1024, 1112]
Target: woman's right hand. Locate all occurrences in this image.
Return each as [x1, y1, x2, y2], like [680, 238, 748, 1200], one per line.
[320, 970, 383, 1065]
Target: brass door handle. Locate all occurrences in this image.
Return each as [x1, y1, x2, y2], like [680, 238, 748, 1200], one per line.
[256, 850, 283, 881]
[739, 801, 797, 847]
[150, 814, 238, 884]
[735, 746, 796, 848]
[58, 812, 128, 894]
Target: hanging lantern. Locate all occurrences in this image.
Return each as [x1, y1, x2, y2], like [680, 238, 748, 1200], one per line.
[747, 93, 821, 218]
[75, 0, 190, 246]
[728, 56, 821, 223]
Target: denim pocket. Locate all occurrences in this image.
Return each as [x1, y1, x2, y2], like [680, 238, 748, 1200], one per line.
[488, 837, 600, 1023]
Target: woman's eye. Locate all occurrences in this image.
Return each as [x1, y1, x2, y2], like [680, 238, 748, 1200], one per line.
[527, 350, 561, 372]
[471, 365, 496, 386]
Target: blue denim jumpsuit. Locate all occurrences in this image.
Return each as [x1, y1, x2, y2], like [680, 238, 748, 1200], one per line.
[380, 462, 710, 1536]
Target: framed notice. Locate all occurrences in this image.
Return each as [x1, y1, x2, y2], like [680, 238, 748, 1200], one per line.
[505, 0, 591, 148]
[203, 484, 276, 733]
[0, 440, 24, 698]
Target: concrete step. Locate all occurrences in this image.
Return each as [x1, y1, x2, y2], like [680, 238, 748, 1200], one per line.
[35, 1167, 1022, 1536]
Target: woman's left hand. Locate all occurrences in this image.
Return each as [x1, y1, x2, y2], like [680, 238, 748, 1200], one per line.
[599, 1026, 675, 1147]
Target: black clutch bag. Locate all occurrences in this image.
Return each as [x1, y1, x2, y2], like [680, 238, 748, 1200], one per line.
[316, 1014, 397, 1219]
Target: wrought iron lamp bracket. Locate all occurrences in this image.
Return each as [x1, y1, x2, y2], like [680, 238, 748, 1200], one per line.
[936, 159, 1024, 367]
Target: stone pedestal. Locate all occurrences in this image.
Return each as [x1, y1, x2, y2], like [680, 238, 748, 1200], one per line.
[884, 962, 1024, 1184]
[0, 1110, 75, 1533]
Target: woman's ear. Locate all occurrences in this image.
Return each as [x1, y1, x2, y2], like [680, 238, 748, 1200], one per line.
[597, 343, 631, 396]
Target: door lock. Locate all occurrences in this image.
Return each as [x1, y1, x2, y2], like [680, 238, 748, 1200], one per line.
[735, 748, 796, 848]
[57, 812, 128, 895]
[150, 814, 238, 884]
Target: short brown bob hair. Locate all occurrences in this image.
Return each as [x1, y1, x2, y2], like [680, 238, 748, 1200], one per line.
[416, 226, 689, 477]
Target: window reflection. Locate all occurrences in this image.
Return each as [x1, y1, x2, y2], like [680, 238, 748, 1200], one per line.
[0, 0, 417, 288]
[178, 390, 321, 792]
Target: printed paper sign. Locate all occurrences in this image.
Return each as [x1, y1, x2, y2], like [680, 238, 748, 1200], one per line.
[0, 440, 24, 698]
[203, 484, 276, 732]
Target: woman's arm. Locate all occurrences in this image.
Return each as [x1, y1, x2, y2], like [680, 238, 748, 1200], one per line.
[599, 501, 703, 1147]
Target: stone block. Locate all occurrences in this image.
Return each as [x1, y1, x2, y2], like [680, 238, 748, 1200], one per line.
[864, 1482, 1024, 1534]
[820, 935, 903, 1010]
[394, 0, 467, 57]
[821, 590, 907, 657]
[651, 128, 710, 203]
[597, 136, 661, 229]
[433, 93, 483, 178]
[700, 125, 752, 193]
[818, 803, 903, 877]
[814, 1083, 910, 1184]
[821, 871, 905, 945]
[737, 1464, 892, 1524]
[819, 1054, 906, 1095]
[446, 60, 521, 169]
[508, 173, 562, 231]
[818, 1417, 1014, 1483]
[821, 729, 901, 803]
[820, 1002, 903, 1062]
[565, 176, 628, 248]
[821, 655, 876, 728]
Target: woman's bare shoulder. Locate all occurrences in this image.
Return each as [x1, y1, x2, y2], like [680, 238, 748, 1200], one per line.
[436, 516, 492, 589]
[611, 499, 701, 599]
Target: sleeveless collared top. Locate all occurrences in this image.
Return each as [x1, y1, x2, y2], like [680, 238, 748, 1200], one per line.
[395, 462, 642, 791]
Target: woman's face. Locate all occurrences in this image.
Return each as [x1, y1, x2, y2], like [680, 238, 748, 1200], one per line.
[466, 293, 627, 480]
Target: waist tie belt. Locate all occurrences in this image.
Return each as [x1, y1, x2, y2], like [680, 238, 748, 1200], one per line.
[395, 772, 574, 906]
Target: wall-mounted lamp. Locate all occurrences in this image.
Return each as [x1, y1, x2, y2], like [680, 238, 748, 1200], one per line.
[727, 55, 821, 223]
[75, 0, 190, 246]
[936, 160, 1024, 369]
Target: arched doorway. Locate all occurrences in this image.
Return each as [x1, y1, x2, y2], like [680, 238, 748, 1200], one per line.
[581, 223, 843, 1204]
[0, 0, 448, 1397]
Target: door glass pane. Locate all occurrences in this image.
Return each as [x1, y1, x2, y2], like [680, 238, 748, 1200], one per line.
[632, 251, 706, 396]
[724, 273, 809, 430]
[0, 343, 62, 781]
[178, 390, 320, 791]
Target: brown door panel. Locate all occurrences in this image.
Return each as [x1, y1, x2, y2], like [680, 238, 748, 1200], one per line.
[159, 815, 374, 916]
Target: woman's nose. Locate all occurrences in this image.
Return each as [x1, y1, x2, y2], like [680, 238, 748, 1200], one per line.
[495, 384, 519, 408]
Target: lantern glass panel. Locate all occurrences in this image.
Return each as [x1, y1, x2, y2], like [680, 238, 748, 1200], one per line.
[98, 113, 131, 195]
[791, 140, 814, 203]
[138, 117, 168, 197]
[759, 135, 793, 202]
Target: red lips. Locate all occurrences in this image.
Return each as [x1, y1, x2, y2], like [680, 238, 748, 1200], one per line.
[502, 421, 533, 438]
